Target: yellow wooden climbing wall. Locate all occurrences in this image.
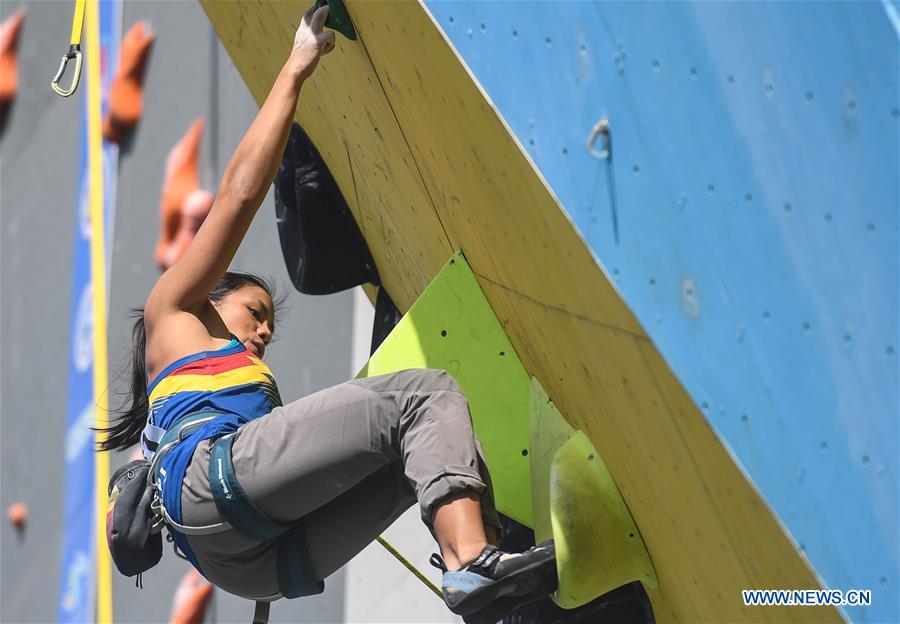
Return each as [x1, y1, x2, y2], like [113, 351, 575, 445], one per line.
[200, 1, 840, 621]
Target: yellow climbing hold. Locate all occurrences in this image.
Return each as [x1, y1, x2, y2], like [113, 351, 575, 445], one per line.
[529, 378, 656, 608]
[551, 431, 658, 608]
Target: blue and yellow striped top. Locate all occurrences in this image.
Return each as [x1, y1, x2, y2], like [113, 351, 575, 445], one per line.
[141, 335, 282, 573]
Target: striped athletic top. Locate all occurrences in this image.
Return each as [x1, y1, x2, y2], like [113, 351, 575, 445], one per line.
[141, 335, 282, 572]
[141, 335, 281, 460]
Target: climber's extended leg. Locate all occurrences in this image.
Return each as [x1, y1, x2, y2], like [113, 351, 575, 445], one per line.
[180, 368, 555, 615]
[179, 368, 501, 598]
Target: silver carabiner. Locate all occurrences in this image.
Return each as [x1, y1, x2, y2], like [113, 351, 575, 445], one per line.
[50, 44, 83, 97]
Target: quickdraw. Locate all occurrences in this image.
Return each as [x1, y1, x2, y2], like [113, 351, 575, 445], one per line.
[50, 0, 85, 96]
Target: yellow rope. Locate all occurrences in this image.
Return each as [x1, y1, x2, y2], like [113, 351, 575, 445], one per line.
[86, 0, 112, 620]
[69, 0, 86, 46]
[376, 536, 443, 599]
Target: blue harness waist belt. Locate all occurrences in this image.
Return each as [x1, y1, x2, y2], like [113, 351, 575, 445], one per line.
[153, 412, 323, 600]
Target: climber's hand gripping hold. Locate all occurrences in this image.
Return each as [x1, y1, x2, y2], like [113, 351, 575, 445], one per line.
[291, 4, 336, 81]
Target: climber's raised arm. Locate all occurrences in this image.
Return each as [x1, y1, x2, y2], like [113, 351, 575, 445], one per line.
[146, 4, 334, 317]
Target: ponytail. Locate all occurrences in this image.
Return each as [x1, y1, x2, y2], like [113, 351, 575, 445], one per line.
[96, 308, 148, 452]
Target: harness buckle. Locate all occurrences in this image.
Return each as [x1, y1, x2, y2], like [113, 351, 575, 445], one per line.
[149, 490, 166, 534]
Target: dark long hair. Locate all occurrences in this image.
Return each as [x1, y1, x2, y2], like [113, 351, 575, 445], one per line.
[96, 271, 285, 453]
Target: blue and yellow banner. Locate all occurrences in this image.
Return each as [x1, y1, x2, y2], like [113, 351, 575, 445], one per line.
[59, 1, 120, 622]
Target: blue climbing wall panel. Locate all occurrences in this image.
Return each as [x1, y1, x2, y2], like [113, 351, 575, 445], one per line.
[422, 2, 899, 622]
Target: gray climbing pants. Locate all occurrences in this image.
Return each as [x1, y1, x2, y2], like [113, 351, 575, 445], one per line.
[180, 368, 501, 600]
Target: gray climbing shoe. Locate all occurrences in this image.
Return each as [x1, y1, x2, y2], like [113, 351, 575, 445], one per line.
[431, 540, 557, 618]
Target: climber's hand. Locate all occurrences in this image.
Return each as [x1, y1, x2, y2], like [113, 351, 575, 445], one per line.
[290, 4, 336, 80]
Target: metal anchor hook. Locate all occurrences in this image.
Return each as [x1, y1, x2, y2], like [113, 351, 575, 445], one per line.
[586, 117, 619, 244]
[587, 117, 611, 160]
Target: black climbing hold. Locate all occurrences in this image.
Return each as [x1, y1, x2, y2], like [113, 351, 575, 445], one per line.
[316, 0, 357, 41]
[370, 288, 402, 355]
[274, 123, 379, 295]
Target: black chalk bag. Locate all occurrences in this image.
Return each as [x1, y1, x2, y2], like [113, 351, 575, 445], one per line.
[105, 459, 162, 577]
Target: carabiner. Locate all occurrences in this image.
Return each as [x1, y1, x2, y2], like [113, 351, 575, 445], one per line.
[50, 44, 83, 97]
[51, 0, 86, 97]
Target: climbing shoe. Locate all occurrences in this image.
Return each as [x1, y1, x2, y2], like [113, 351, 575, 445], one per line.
[431, 540, 557, 618]
[457, 591, 547, 624]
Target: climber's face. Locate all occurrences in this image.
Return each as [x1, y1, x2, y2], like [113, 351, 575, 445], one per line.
[211, 285, 275, 359]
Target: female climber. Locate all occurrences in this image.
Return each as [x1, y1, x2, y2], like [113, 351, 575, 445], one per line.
[99, 5, 556, 622]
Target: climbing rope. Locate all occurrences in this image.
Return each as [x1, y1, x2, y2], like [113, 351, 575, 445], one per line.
[376, 536, 443, 598]
[50, 0, 85, 96]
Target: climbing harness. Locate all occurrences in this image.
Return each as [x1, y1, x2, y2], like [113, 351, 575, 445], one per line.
[148, 411, 229, 535]
[147, 411, 322, 623]
[109, 407, 441, 622]
[50, 0, 85, 96]
[206, 432, 323, 598]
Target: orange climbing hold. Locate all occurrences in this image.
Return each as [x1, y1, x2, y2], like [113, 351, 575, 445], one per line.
[8, 501, 28, 531]
[168, 569, 214, 624]
[159, 188, 214, 270]
[156, 118, 213, 270]
[103, 21, 155, 144]
[0, 8, 26, 126]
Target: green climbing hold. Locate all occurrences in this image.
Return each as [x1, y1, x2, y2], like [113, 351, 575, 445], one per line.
[316, 0, 357, 41]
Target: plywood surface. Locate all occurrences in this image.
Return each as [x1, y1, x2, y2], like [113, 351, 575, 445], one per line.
[200, 1, 840, 621]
